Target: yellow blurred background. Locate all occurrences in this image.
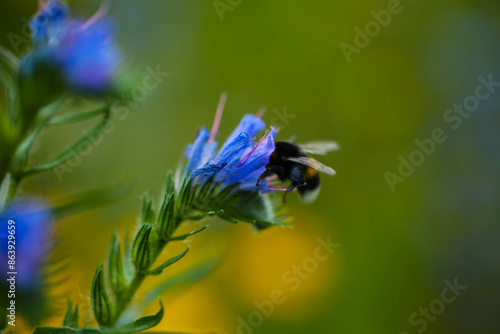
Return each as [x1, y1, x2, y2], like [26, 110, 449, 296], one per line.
[1, 0, 500, 333]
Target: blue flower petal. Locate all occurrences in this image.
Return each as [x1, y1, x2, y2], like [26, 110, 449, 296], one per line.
[58, 19, 122, 93]
[226, 128, 277, 190]
[29, 0, 68, 43]
[1, 201, 52, 290]
[185, 112, 276, 195]
[185, 127, 210, 172]
[219, 114, 265, 153]
[216, 132, 253, 165]
[24, 1, 122, 94]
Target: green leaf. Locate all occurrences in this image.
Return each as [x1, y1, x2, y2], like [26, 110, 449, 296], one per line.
[144, 247, 189, 276]
[33, 327, 194, 334]
[131, 224, 153, 271]
[47, 105, 108, 126]
[222, 190, 290, 227]
[122, 231, 134, 282]
[164, 171, 176, 195]
[184, 210, 224, 221]
[140, 195, 155, 225]
[168, 225, 207, 241]
[107, 234, 126, 296]
[212, 182, 240, 203]
[91, 265, 113, 327]
[33, 327, 102, 334]
[63, 301, 79, 329]
[176, 177, 193, 216]
[134, 257, 221, 320]
[21, 107, 111, 178]
[157, 193, 175, 239]
[114, 300, 164, 332]
[47, 183, 133, 221]
[34, 301, 165, 334]
[10, 96, 66, 174]
[0, 46, 19, 121]
[193, 175, 216, 203]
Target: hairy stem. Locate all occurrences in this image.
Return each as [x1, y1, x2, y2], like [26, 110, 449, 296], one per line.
[109, 218, 182, 327]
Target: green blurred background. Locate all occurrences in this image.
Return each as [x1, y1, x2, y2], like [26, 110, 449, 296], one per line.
[2, 0, 500, 333]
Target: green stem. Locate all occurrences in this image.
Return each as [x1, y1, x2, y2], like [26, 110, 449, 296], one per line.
[110, 219, 181, 327]
[111, 272, 146, 327]
[0, 173, 20, 212]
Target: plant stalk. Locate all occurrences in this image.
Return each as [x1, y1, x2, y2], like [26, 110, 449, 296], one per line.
[109, 218, 182, 327]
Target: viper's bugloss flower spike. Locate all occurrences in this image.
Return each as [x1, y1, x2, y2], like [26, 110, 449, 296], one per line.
[21, 0, 122, 95]
[185, 93, 277, 193]
[0, 200, 52, 290]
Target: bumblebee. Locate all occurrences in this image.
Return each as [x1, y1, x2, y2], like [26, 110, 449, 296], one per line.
[256, 141, 338, 203]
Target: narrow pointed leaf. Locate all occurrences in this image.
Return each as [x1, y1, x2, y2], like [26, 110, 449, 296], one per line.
[33, 327, 101, 334]
[48, 105, 108, 125]
[131, 224, 152, 271]
[136, 257, 221, 316]
[122, 231, 133, 282]
[34, 328, 195, 334]
[140, 195, 155, 225]
[10, 97, 66, 172]
[114, 300, 164, 332]
[145, 247, 189, 276]
[91, 265, 113, 327]
[107, 234, 126, 296]
[0, 47, 19, 120]
[157, 193, 175, 238]
[168, 225, 207, 241]
[47, 183, 132, 221]
[22, 108, 111, 178]
[63, 301, 79, 329]
[183, 210, 224, 221]
[164, 171, 175, 195]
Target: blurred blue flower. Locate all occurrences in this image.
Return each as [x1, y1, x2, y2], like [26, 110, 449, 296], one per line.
[185, 95, 277, 192]
[22, 0, 122, 93]
[29, 0, 69, 43]
[0, 201, 52, 290]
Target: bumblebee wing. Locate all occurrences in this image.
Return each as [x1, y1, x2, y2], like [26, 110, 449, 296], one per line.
[284, 157, 337, 176]
[297, 141, 340, 155]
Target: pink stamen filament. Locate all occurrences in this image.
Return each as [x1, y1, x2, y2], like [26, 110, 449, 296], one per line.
[39, 0, 48, 11]
[268, 186, 293, 191]
[266, 181, 282, 186]
[255, 106, 266, 119]
[238, 129, 269, 166]
[266, 175, 278, 181]
[209, 92, 227, 143]
[81, 2, 110, 30]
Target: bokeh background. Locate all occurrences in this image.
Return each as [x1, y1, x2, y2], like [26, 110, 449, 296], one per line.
[1, 0, 500, 333]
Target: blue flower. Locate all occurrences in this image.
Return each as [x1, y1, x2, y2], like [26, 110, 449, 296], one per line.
[185, 94, 277, 192]
[0, 201, 53, 290]
[22, 0, 122, 93]
[29, 0, 69, 43]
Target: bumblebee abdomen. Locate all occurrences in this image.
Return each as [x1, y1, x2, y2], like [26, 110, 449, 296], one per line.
[298, 171, 321, 202]
[298, 169, 320, 194]
[304, 166, 318, 179]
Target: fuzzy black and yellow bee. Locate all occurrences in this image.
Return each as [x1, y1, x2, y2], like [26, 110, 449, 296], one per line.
[256, 140, 338, 203]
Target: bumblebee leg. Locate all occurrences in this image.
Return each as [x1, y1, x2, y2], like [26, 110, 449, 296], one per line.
[282, 183, 296, 203]
[256, 168, 272, 186]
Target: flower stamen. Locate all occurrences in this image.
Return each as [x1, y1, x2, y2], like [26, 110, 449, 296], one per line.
[81, 1, 110, 30]
[268, 186, 291, 191]
[209, 92, 228, 143]
[238, 129, 269, 166]
[255, 106, 266, 119]
[266, 175, 278, 181]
